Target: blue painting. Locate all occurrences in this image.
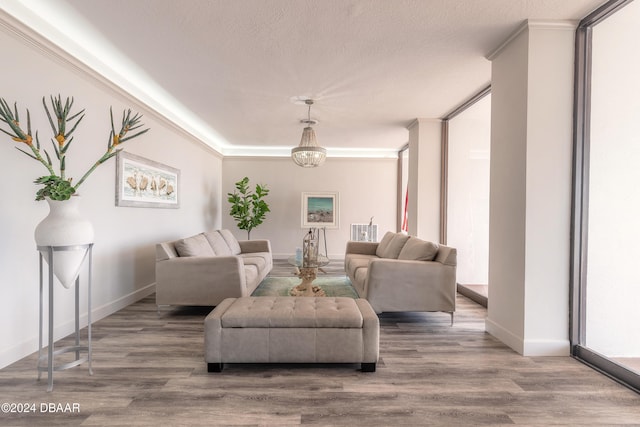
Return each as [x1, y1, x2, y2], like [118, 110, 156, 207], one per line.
[302, 192, 338, 228]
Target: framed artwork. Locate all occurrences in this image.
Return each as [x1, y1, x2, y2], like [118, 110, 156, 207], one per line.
[115, 151, 180, 208]
[301, 192, 339, 228]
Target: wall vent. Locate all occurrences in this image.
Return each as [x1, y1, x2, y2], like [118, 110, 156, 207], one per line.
[350, 224, 378, 242]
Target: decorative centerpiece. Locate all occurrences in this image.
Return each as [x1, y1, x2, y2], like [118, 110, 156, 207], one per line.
[289, 266, 326, 297]
[302, 228, 319, 267]
[290, 228, 326, 297]
[0, 95, 149, 288]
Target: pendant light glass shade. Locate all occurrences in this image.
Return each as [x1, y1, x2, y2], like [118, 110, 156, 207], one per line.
[291, 126, 326, 167]
[291, 100, 326, 167]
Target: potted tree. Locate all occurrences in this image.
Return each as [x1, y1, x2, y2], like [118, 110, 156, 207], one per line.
[227, 176, 270, 239]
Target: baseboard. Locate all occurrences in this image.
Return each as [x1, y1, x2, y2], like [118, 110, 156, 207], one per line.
[456, 284, 488, 307]
[485, 317, 524, 354]
[486, 317, 570, 356]
[522, 339, 570, 356]
[0, 283, 156, 369]
[91, 282, 156, 322]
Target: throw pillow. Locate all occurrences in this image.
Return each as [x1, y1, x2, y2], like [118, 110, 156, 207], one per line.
[219, 229, 242, 255]
[174, 234, 216, 257]
[203, 230, 232, 256]
[398, 238, 439, 261]
[377, 232, 410, 259]
[375, 231, 396, 258]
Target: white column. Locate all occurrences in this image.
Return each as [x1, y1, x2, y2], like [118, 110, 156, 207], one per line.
[407, 119, 441, 241]
[486, 21, 576, 356]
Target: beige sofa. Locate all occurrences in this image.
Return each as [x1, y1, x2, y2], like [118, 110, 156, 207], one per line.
[155, 229, 272, 307]
[344, 232, 457, 319]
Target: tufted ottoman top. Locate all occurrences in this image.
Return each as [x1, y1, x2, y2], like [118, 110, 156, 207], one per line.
[220, 297, 363, 328]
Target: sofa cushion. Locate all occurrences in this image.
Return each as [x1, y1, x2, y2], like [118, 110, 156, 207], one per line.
[398, 238, 439, 261]
[353, 267, 368, 296]
[219, 229, 242, 255]
[174, 234, 216, 257]
[345, 256, 373, 278]
[220, 297, 363, 328]
[375, 232, 396, 258]
[204, 230, 232, 256]
[244, 264, 259, 290]
[239, 254, 267, 271]
[376, 232, 410, 259]
[156, 242, 178, 261]
[345, 253, 376, 270]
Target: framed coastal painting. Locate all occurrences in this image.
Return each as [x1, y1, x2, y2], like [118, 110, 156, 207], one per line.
[301, 192, 339, 228]
[115, 151, 180, 208]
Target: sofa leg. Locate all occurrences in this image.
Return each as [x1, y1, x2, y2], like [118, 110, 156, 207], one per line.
[361, 363, 376, 372]
[207, 362, 223, 373]
[449, 312, 454, 326]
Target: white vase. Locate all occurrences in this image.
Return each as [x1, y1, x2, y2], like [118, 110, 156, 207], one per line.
[34, 196, 94, 289]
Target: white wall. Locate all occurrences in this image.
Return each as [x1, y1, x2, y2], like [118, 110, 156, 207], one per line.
[487, 28, 528, 351]
[0, 20, 223, 368]
[586, 1, 640, 356]
[487, 21, 575, 356]
[222, 157, 397, 258]
[447, 94, 491, 285]
[523, 23, 574, 356]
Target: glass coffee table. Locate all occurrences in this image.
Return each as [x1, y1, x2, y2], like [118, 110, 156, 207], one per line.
[287, 254, 330, 271]
[287, 255, 330, 296]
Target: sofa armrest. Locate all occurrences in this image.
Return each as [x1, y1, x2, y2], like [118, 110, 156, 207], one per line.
[434, 244, 457, 266]
[238, 239, 271, 254]
[345, 241, 379, 256]
[155, 256, 248, 305]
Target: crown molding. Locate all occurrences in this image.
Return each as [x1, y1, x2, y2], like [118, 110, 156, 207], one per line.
[0, 4, 226, 157]
[486, 19, 578, 61]
[221, 145, 399, 158]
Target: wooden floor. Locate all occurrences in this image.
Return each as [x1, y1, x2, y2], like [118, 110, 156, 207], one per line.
[1, 277, 640, 425]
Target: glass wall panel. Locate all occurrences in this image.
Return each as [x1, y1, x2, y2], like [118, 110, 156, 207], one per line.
[585, 0, 640, 375]
[446, 94, 491, 285]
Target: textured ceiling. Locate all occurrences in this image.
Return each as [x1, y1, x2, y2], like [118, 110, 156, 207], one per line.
[4, 0, 606, 155]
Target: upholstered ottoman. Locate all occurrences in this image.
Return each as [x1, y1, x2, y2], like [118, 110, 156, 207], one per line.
[204, 296, 379, 372]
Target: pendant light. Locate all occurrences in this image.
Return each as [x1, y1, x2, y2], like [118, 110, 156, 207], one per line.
[291, 99, 326, 167]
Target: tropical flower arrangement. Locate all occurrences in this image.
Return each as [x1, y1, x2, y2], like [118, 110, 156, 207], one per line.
[0, 95, 149, 200]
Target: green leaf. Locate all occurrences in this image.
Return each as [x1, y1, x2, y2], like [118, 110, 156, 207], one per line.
[33, 175, 76, 201]
[43, 96, 57, 135]
[227, 177, 269, 238]
[64, 111, 84, 138]
[61, 137, 73, 154]
[119, 127, 149, 143]
[15, 147, 38, 161]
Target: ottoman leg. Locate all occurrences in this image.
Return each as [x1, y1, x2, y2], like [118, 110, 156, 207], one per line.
[208, 362, 223, 373]
[361, 363, 376, 372]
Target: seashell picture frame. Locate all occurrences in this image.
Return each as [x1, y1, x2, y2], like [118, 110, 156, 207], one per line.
[115, 151, 180, 208]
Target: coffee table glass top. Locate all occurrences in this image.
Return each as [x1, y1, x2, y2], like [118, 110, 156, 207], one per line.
[287, 254, 330, 268]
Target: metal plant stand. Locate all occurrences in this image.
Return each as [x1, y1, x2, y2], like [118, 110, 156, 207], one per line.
[37, 244, 93, 392]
